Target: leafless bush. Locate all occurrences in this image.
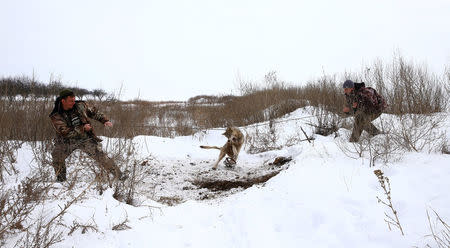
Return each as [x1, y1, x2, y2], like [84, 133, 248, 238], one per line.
[246, 120, 281, 154]
[0, 176, 50, 242]
[101, 138, 153, 206]
[336, 116, 406, 166]
[284, 124, 315, 146]
[11, 180, 94, 248]
[0, 96, 54, 141]
[445, 66, 450, 112]
[1, 138, 101, 247]
[425, 208, 450, 248]
[68, 218, 99, 236]
[29, 140, 55, 182]
[374, 169, 404, 236]
[364, 55, 447, 114]
[337, 116, 403, 167]
[14, 216, 63, 248]
[213, 71, 307, 127]
[336, 136, 370, 160]
[442, 144, 450, 155]
[0, 140, 24, 182]
[112, 214, 131, 231]
[366, 123, 403, 167]
[114, 160, 139, 205]
[309, 106, 341, 137]
[302, 74, 344, 113]
[389, 114, 446, 153]
[0, 173, 66, 247]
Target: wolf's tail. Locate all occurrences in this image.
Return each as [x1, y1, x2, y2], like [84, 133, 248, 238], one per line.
[199, 145, 221, 150]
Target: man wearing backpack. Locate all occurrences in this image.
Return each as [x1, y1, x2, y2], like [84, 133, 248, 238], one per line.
[342, 80, 387, 142]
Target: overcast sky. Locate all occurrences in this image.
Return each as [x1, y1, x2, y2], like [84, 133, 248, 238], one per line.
[1, 0, 449, 101]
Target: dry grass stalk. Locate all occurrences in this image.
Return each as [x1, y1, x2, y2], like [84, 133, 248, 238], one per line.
[373, 169, 404, 235]
[112, 214, 131, 231]
[68, 219, 99, 236]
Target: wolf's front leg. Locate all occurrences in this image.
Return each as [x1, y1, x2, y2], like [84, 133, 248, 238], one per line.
[212, 150, 226, 170]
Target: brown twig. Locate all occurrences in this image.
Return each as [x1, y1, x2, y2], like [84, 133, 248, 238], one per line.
[374, 169, 404, 235]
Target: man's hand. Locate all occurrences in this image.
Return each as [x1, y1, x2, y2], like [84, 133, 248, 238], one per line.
[352, 102, 358, 108]
[343, 107, 350, 113]
[83, 124, 92, 132]
[104, 121, 113, 127]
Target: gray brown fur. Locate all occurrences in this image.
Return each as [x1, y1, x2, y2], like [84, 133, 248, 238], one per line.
[200, 127, 244, 170]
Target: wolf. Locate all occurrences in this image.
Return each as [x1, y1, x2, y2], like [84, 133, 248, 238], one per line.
[200, 126, 244, 170]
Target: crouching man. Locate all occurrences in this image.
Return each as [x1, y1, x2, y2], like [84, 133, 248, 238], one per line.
[342, 80, 387, 142]
[49, 89, 126, 182]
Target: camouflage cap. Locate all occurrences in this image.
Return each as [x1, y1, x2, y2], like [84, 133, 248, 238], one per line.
[59, 89, 75, 98]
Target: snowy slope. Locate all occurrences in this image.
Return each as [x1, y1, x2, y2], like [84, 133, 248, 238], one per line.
[2, 108, 450, 248]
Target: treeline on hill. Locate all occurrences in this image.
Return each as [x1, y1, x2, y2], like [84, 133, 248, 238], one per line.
[0, 76, 109, 100]
[0, 55, 449, 141]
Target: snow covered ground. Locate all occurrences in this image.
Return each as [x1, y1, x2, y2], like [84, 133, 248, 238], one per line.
[2, 108, 450, 247]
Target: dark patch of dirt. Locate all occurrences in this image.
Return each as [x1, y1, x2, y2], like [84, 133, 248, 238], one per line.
[191, 170, 281, 191]
[158, 196, 183, 206]
[142, 157, 292, 205]
[269, 156, 292, 166]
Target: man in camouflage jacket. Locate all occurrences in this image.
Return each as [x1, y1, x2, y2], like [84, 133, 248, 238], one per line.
[49, 89, 124, 182]
[343, 80, 386, 142]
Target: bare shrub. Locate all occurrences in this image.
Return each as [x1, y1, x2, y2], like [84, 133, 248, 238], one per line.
[336, 136, 370, 159]
[337, 116, 402, 167]
[0, 96, 53, 141]
[366, 121, 403, 167]
[14, 217, 64, 248]
[442, 144, 450, 155]
[445, 65, 450, 112]
[302, 74, 344, 113]
[11, 179, 93, 248]
[246, 120, 281, 154]
[389, 114, 446, 153]
[0, 140, 24, 182]
[68, 218, 99, 236]
[309, 107, 341, 137]
[0, 176, 50, 242]
[190, 71, 308, 129]
[100, 100, 155, 138]
[366, 54, 447, 114]
[425, 208, 450, 248]
[101, 138, 153, 206]
[0, 173, 68, 247]
[112, 214, 131, 231]
[285, 126, 315, 146]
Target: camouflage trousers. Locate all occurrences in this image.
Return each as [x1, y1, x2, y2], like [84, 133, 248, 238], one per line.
[51, 139, 120, 181]
[350, 111, 382, 142]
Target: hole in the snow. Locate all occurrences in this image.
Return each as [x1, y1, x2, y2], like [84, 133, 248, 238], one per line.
[191, 170, 281, 191]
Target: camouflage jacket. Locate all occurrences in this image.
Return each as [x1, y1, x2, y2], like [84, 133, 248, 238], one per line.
[345, 87, 386, 115]
[49, 101, 109, 143]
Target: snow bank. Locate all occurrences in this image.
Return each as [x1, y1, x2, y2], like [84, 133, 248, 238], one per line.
[2, 108, 449, 247]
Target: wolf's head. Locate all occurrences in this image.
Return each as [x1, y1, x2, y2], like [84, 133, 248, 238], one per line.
[223, 127, 242, 144]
